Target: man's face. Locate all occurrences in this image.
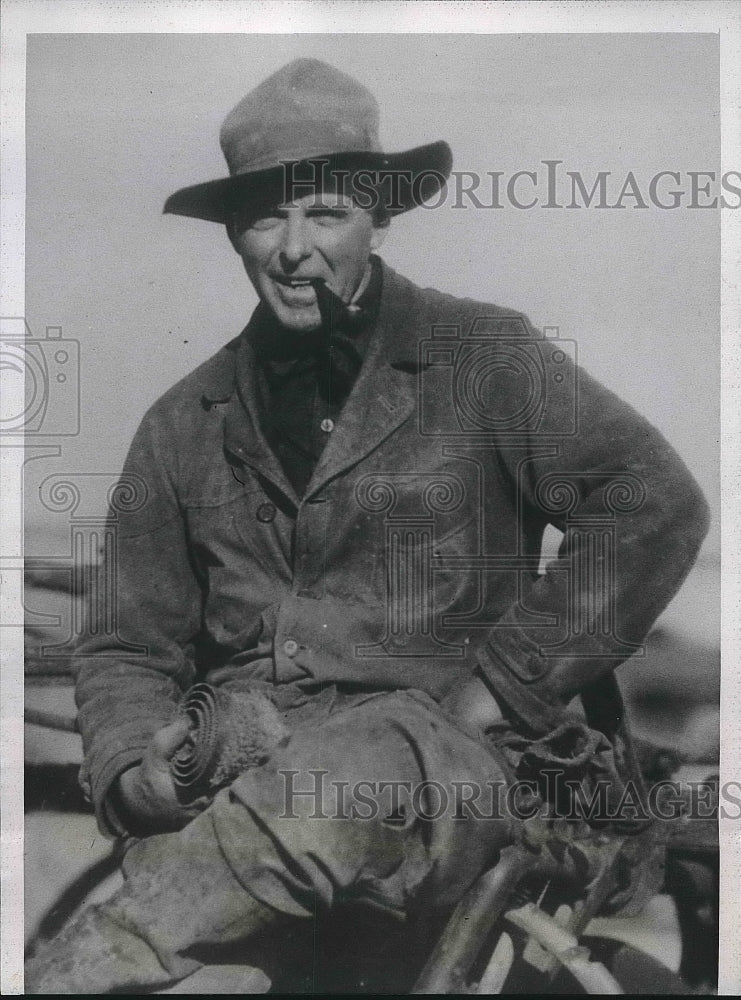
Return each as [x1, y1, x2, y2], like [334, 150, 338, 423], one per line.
[231, 191, 386, 332]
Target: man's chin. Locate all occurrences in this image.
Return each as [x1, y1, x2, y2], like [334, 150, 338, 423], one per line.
[264, 298, 321, 333]
[278, 314, 322, 333]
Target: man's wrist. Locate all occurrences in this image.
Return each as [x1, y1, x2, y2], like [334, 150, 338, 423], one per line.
[442, 669, 506, 736]
[475, 640, 565, 736]
[117, 764, 140, 802]
[107, 765, 147, 836]
[112, 764, 173, 834]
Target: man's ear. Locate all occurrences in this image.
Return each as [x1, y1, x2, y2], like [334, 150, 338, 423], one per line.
[226, 221, 240, 252]
[226, 217, 249, 253]
[370, 222, 388, 252]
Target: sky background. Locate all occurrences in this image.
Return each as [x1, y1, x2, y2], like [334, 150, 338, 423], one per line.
[24, 32, 720, 559]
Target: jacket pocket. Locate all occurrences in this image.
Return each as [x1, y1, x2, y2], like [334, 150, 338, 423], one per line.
[371, 511, 479, 616]
[186, 489, 293, 643]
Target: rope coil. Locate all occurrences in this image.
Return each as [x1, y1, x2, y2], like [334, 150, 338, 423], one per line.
[170, 683, 288, 801]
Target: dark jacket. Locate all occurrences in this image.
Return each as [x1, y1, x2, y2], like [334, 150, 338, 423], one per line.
[75, 262, 709, 832]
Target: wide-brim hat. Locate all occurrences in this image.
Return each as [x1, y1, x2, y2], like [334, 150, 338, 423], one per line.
[163, 58, 453, 224]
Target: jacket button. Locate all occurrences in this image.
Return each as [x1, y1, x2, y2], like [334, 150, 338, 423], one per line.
[320, 417, 334, 433]
[256, 502, 276, 523]
[283, 639, 299, 658]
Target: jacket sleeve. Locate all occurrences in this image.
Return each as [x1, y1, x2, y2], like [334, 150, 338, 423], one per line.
[74, 404, 203, 834]
[474, 331, 710, 734]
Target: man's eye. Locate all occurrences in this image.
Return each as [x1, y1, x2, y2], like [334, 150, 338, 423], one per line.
[310, 209, 350, 226]
[248, 213, 284, 231]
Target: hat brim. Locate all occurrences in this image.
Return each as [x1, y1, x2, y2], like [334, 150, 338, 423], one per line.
[163, 140, 452, 224]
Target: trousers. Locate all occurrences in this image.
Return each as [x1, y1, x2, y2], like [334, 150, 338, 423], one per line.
[26, 689, 514, 993]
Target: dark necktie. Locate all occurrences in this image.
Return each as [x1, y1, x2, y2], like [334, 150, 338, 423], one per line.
[251, 260, 383, 497]
[256, 278, 373, 401]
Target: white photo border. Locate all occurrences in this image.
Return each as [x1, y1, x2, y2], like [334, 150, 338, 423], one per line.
[2, 2, 739, 994]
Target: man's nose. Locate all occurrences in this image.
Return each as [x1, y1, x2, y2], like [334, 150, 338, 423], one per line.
[279, 213, 312, 266]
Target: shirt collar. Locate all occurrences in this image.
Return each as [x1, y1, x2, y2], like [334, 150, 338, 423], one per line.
[251, 254, 384, 373]
[200, 257, 419, 407]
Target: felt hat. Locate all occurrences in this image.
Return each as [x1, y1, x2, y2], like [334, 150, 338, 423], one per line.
[163, 57, 452, 223]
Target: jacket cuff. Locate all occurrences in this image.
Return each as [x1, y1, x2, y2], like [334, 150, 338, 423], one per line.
[88, 743, 150, 837]
[475, 639, 564, 735]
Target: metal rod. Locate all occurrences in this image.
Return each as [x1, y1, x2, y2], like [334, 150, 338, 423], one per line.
[24, 707, 78, 733]
[412, 844, 533, 994]
[506, 902, 624, 994]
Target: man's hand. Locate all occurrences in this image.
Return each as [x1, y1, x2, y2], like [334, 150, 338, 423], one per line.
[116, 718, 206, 834]
[443, 671, 506, 739]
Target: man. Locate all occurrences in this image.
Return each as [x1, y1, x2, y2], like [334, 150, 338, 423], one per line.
[26, 58, 709, 993]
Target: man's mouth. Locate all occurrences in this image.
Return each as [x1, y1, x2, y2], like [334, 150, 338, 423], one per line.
[273, 276, 321, 307]
[276, 277, 316, 287]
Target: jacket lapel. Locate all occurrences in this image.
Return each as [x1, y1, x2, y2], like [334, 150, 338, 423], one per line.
[304, 264, 420, 498]
[206, 263, 425, 507]
[217, 319, 301, 507]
